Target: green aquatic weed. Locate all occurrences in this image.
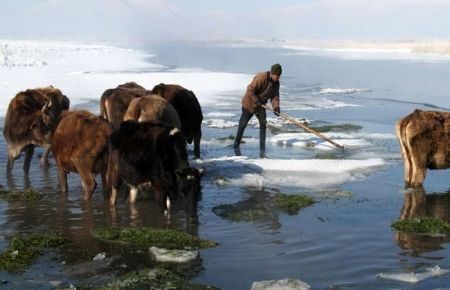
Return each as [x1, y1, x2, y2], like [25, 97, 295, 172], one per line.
[0, 188, 44, 201]
[93, 227, 218, 249]
[0, 233, 66, 273]
[273, 194, 315, 215]
[310, 123, 362, 133]
[392, 217, 450, 234]
[68, 267, 219, 290]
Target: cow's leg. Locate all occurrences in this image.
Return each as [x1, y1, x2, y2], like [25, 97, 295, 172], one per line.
[128, 187, 138, 203]
[100, 155, 110, 198]
[23, 144, 35, 173]
[6, 148, 18, 175]
[152, 182, 168, 215]
[74, 159, 97, 200]
[109, 187, 117, 205]
[57, 166, 68, 194]
[193, 129, 201, 159]
[40, 146, 51, 167]
[410, 154, 427, 188]
[79, 171, 97, 200]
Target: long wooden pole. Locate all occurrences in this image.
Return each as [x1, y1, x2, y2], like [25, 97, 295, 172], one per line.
[262, 104, 345, 150]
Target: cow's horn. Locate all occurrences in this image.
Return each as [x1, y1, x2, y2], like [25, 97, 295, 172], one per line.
[169, 128, 179, 136]
[41, 98, 53, 112]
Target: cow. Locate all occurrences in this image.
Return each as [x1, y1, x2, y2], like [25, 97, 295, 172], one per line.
[3, 86, 70, 174]
[99, 82, 149, 129]
[124, 94, 181, 129]
[51, 110, 112, 200]
[108, 120, 203, 223]
[151, 83, 203, 158]
[396, 109, 450, 188]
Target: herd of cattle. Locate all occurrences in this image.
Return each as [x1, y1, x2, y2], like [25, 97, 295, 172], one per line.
[3, 82, 203, 223]
[1, 81, 449, 223]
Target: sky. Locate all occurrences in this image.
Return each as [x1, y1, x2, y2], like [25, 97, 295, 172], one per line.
[1, 0, 450, 42]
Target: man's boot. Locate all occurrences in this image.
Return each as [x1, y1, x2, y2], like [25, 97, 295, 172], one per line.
[259, 125, 266, 158]
[233, 126, 244, 156]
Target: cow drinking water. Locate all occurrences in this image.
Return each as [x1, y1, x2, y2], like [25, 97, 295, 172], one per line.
[108, 120, 203, 223]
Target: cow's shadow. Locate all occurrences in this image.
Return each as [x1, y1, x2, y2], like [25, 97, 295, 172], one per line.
[394, 187, 450, 257]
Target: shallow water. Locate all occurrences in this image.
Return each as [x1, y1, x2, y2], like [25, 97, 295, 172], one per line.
[0, 41, 450, 289]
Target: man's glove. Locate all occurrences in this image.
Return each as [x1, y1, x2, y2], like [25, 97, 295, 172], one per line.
[274, 107, 280, 116]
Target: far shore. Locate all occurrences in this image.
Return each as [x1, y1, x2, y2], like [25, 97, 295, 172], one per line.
[195, 38, 450, 55]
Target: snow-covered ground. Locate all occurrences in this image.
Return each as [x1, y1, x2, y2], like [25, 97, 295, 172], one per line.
[0, 39, 395, 191]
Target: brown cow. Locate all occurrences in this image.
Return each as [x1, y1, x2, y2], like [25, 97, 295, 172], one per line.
[51, 110, 112, 200]
[3, 86, 70, 174]
[99, 82, 149, 129]
[108, 120, 203, 223]
[124, 94, 181, 129]
[396, 109, 450, 188]
[151, 83, 203, 158]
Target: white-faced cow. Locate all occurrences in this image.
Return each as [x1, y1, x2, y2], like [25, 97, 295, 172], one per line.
[51, 110, 112, 200]
[3, 86, 70, 174]
[108, 120, 203, 223]
[99, 82, 149, 129]
[396, 109, 450, 188]
[151, 83, 203, 158]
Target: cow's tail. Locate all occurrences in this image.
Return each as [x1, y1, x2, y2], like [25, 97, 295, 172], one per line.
[396, 112, 416, 187]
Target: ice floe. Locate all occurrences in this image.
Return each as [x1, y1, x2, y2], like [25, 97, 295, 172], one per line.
[196, 156, 385, 189]
[318, 88, 371, 95]
[376, 265, 450, 284]
[149, 246, 199, 263]
[251, 278, 310, 290]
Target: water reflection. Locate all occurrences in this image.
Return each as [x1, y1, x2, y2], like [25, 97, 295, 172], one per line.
[395, 188, 450, 257]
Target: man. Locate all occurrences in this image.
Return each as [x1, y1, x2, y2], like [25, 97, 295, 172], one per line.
[233, 63, 282, 158]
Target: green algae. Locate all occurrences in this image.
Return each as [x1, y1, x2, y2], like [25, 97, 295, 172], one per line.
[213, 203, 270, 222]
[0, 187, 44, 201]
[310, 123, 362, 133]
[392, 217, 450, 234]
[213, 193, 315, 222]
[60, 267, 219, 290]
[0, 233, 67, 273]
[93, 227, 218, 249]
[273, 194, 315, 215]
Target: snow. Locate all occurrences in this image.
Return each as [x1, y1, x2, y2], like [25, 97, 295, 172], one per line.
[0, 39, 391, 190]
[0, 39, 250, 116]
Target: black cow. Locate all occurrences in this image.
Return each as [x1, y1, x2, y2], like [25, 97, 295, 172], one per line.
[108, 120, 203, 223]
[151, 83, 203, 158]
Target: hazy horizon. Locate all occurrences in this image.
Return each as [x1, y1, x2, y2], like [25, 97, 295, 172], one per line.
[1, 0, 450, 43]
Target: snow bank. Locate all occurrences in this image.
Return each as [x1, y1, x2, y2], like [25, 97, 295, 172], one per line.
[0, 39, 250, 116]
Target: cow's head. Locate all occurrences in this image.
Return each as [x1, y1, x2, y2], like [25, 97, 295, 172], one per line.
[175, 167, 204, 223]
[30, 98, 57, 144]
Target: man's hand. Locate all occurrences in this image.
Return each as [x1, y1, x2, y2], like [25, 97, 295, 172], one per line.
[274, 107, 280, 116]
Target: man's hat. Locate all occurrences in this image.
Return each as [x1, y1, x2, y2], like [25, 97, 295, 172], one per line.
[270, 63, 282, 76]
